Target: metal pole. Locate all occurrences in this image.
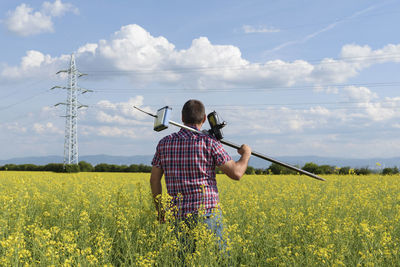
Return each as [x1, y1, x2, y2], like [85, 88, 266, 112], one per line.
[219, 139, 325, 181]
[133, 106, 326, 181]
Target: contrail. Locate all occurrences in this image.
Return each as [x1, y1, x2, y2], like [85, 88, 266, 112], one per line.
[264, 4, 379, 54]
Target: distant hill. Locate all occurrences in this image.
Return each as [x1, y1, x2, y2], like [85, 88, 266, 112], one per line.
[0, 154, 399, 169]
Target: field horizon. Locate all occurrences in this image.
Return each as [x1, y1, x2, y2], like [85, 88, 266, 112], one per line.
[1, 154, 400, 169]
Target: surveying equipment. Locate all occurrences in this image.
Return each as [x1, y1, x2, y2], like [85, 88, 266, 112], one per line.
[154, 106, 172, 131]
[207, 111, 226, 140]
[134, 106, 325, 181]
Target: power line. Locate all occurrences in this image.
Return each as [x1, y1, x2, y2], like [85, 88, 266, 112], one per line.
[90, 81, 400, 94]
[91, 98, 400, 112]
[79, 53, 400, 76]
[0, 89, 50, 111]
[0, 75, 56, 90]
[0, 75, 59, 110]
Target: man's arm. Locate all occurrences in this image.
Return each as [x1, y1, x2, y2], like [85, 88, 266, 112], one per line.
[218, 144, 251, 181]
[150, 166, 164, 221]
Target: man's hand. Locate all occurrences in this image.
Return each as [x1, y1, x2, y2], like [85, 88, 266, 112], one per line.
[238, 144, 251, 157]
[219, 144, 251, 181]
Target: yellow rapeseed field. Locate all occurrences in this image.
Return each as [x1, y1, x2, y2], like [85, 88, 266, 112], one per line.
[0, 171, 399, 266]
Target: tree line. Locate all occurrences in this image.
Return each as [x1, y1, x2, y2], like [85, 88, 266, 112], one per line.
[243, 162, 399, 175]
[1, 161, 398, 175]
[0, 161, 152, 173]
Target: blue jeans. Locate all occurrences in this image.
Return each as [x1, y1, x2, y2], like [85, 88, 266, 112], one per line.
[203, 211, 225, 249]
[174, 210, 226, 258]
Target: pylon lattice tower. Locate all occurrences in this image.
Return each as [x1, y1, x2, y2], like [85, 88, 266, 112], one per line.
[52, 53, 91, 166]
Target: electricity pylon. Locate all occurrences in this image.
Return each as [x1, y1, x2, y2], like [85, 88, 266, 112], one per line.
[52, 53, 92, 166]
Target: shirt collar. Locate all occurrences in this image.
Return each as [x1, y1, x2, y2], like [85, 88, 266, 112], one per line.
[179, 126, 201, 137]
[185, 124, 201, 131]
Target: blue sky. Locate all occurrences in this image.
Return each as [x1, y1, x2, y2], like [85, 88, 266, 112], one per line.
[1, 0, 400, 161]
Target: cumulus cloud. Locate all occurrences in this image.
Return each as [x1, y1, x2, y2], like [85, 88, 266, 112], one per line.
[2, 24, 400, 91]
[33, 122, 63, 134]
[4, 4, 53, 36]
[340, 86, 400, 122]
[74, 25, 315, 88]
[1, 50, 69, 80]
[219, 84, 398, 138]
[221, 105, 334, 137]
[81, 123, 153, 140]
[4, 0, 78, 36]
[343, 86, 378, 102]
[96, 96, 151, 119]
[80, 96, 155, 139]
[310, 43, 400, 84]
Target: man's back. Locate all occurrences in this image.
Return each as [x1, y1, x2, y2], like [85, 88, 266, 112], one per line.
[152, 128, 232, 217]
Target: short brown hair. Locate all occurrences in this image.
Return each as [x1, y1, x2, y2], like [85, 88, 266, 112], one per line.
[182, 99, 205, 124]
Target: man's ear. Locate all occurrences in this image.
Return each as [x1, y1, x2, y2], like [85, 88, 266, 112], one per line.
[202, 114, 206, 124]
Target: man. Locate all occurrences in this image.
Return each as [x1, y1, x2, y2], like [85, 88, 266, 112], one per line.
[150, 99, 251, 246]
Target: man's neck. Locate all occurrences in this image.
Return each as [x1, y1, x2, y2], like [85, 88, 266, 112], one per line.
[184, 124, 201, 130]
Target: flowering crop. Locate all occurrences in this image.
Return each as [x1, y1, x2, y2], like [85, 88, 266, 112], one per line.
[0, 171, 399, 266]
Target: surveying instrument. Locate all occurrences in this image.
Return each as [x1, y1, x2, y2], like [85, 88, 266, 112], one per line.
[134, 106, 325, 181]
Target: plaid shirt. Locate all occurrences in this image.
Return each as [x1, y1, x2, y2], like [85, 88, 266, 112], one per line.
[151, 128, 232, 218]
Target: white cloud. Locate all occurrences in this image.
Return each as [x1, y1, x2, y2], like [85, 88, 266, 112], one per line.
[33, 122, 63, 134]
[314, 85, 339, 94]
[58, 25, 400, 88]
[73, 25, 315, 88]
[86, 96, 155, 139]
[97, 24, 175, 70]
[362, 96, 400, 122]
[42, 0, 79, 17]
[4, 4, 53, 36]
[311, 43, 400, 84]
[4, 22, 388, 141]
[223, 106, 331, 136]
[77, 43, 98, 55]
[340, 86, 400, 122]
[307, 106, 331, 116]
[393, 123, 400, 129]
[97, 126, 137, 139]
[2, 24, 400, 93]
[361, 102, 396, 121]
[96, 111, 146, 126]
[1, 50, 69, 80]
[343, 86, 378, 102]
[242, 25, 280, 34]
[79, 112, 156, 143]
[96, 96, 150, 119]
[340, 43, 400, 64]
[81, 125, 139, 139]
[4, 0, 78, 36]
[4, 122, 27, 133]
